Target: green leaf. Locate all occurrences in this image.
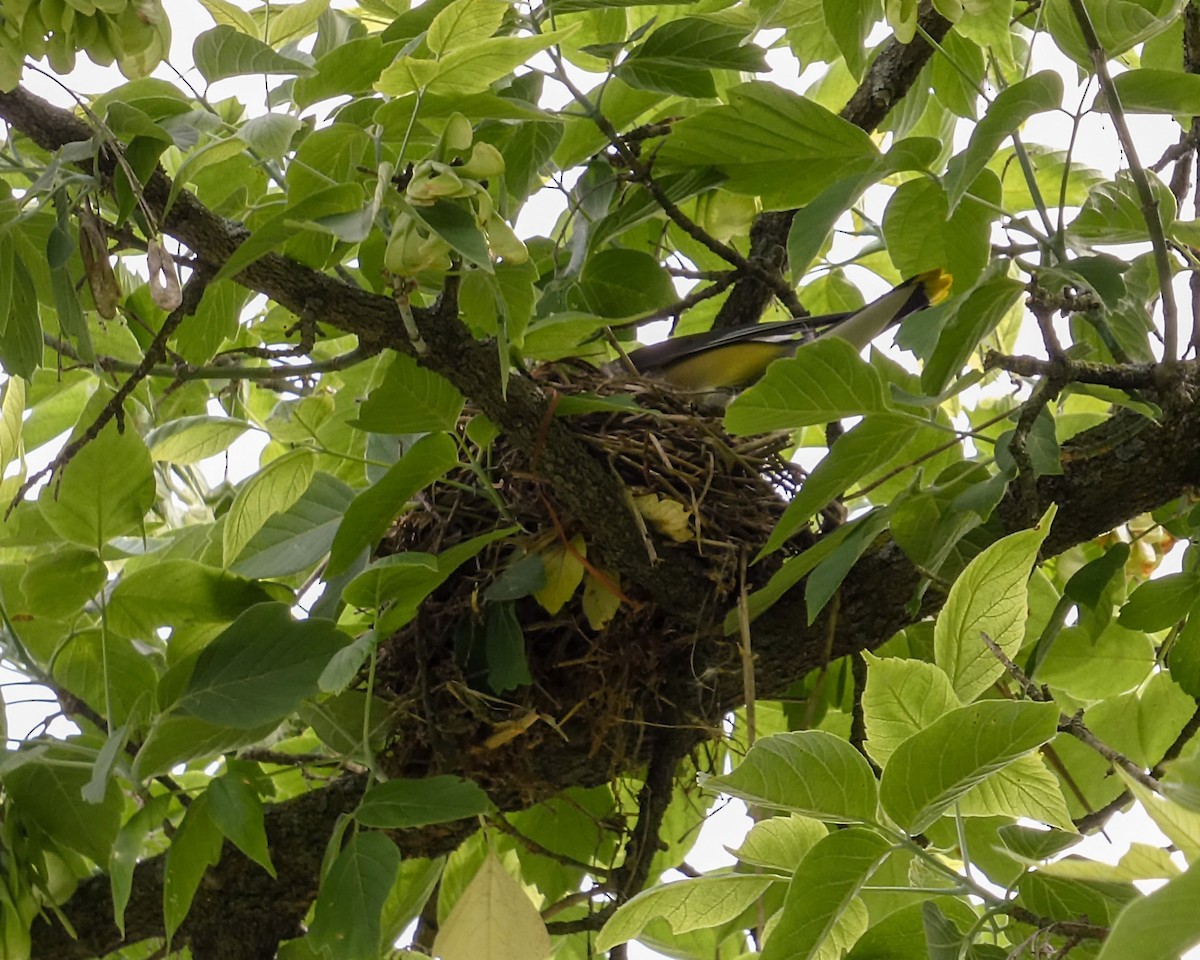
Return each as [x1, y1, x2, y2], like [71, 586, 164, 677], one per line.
[0, 372, 22, 477]
[1107, 68, 1200, 114]
[616, 18, 767, 98]
[195, 0, 259, 34]
[352, 353, 466, 434]
[193, 24, 316, 83]
[376, 28, 576, 97]
[177, 603, 351, 728]
[945, 71, 1063, 212]
[957, 753, 1074, 829]
[342, 527, 515, 631]
[237, 113, 303, 158]
[1069, 171, 1177, 245]
[20, 546, 106, 618]
[111, 795, 172, 936]
[1036, 621, 1155, 700]
[0, 256, 41, 379]
[823, 0, 872, 77]
[133, 714, 280, 780]
[427, 0, 506, 55]
[786, 176, 867, 281]
[300, 690, 393, 758]
[572, 249, 677, 318]
[761, 828, 893, 960]
[3, 746, 123, 864]
[862, 655, 961, 768]
[264, 0, 330, 45]
[293, 37, 402, 109]
[656, 82, 879, 209]
[934, 505, 1055, 701]
[223, 448, 316, 565]
[733, 815, 828, 873]
[214, 183, 366, 283]
[408, 199, 493, 271]
[327, 432, 458, 576]
[596, 875, 777, 951]
[1096, 859, 1200, 960]
[208, 774, 275, 877]
[1119, 572, 1200, 631]
[356, 776, 493, 828]
[758, 413, 926, 557]
[485, 600, 531, 692]
[39, 414, 156, 548]
[1064, 541, 1130, 608]
[146, 415, 254, 464]
[705, 730, 879, 823]
[921, 274, 1024, 394]
[805, 507, 894, 622]
[308, 832, 403, 960]
[232, 472, 355, 580]
[1123, 774, 1200, 862]
[726, 338, 891, 434]
[882, 170, 1001, 292]
[878, 699, 1060, 834]
[1044, 0, 1184, 68]
[108, 560, 277, 637]
[164, 795, 223, 942]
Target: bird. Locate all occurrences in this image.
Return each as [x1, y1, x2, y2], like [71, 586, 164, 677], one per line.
[619, 269, 952, 392]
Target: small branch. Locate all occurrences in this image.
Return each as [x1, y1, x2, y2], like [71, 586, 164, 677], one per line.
[545, 50, 804, 319]
[9, 268, 212, 514]
[737, 553, 757, 749]
[1002, 903, 1109, 944]
[44, 333, 376, 385]
[1067, 0, 1181, 366]
[980, 631, 1048, 701]
[984, 351, 1162, 389]
[1008, 376, 1063, 524]
[612, 730, 697, 902]
[981, 632, 1160, 793]
[1059, 712, 1160, 791]
[1028, 290, 1066, 361]
[488, 812, 607, 876]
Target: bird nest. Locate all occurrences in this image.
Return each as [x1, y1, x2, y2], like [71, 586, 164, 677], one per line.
[371, 364, 807, 794]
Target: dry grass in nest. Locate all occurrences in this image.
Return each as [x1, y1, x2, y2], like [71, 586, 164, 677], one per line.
[372, 364, 806, 786]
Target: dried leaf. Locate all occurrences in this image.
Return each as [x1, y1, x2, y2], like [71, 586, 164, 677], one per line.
[634, 493, 694, 542]
[582, 569, 621, 630]
[148, 236, 183, 311]
[78, 206, 120, 319]
[532, 534, 585, 615]
[481, 710, 539, 750]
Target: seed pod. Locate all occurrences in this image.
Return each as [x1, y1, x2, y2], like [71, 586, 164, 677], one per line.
[457, 142, 505, 180]
[77, 205, 120, 319]
[147, 236, 181, 311]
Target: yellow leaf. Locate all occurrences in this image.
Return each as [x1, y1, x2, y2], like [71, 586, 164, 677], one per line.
[583, 569, 621, 630]
[532, 535, 585, 615]
[433, 851, 550, 960]
[634, 493, 693, 542]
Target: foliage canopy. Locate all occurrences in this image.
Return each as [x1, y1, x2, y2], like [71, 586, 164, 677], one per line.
[2, 1, 1200, 959]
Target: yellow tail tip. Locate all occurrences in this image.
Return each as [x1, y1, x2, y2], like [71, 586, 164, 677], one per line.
[917, 268, 953, 305]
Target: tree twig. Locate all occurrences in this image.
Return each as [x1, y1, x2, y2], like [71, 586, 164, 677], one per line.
[1066, 0, 1181, 367]
[9, 268, 212, 514]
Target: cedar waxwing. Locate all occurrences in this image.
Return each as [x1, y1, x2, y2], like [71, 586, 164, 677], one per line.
[622, 269, 952, 391]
